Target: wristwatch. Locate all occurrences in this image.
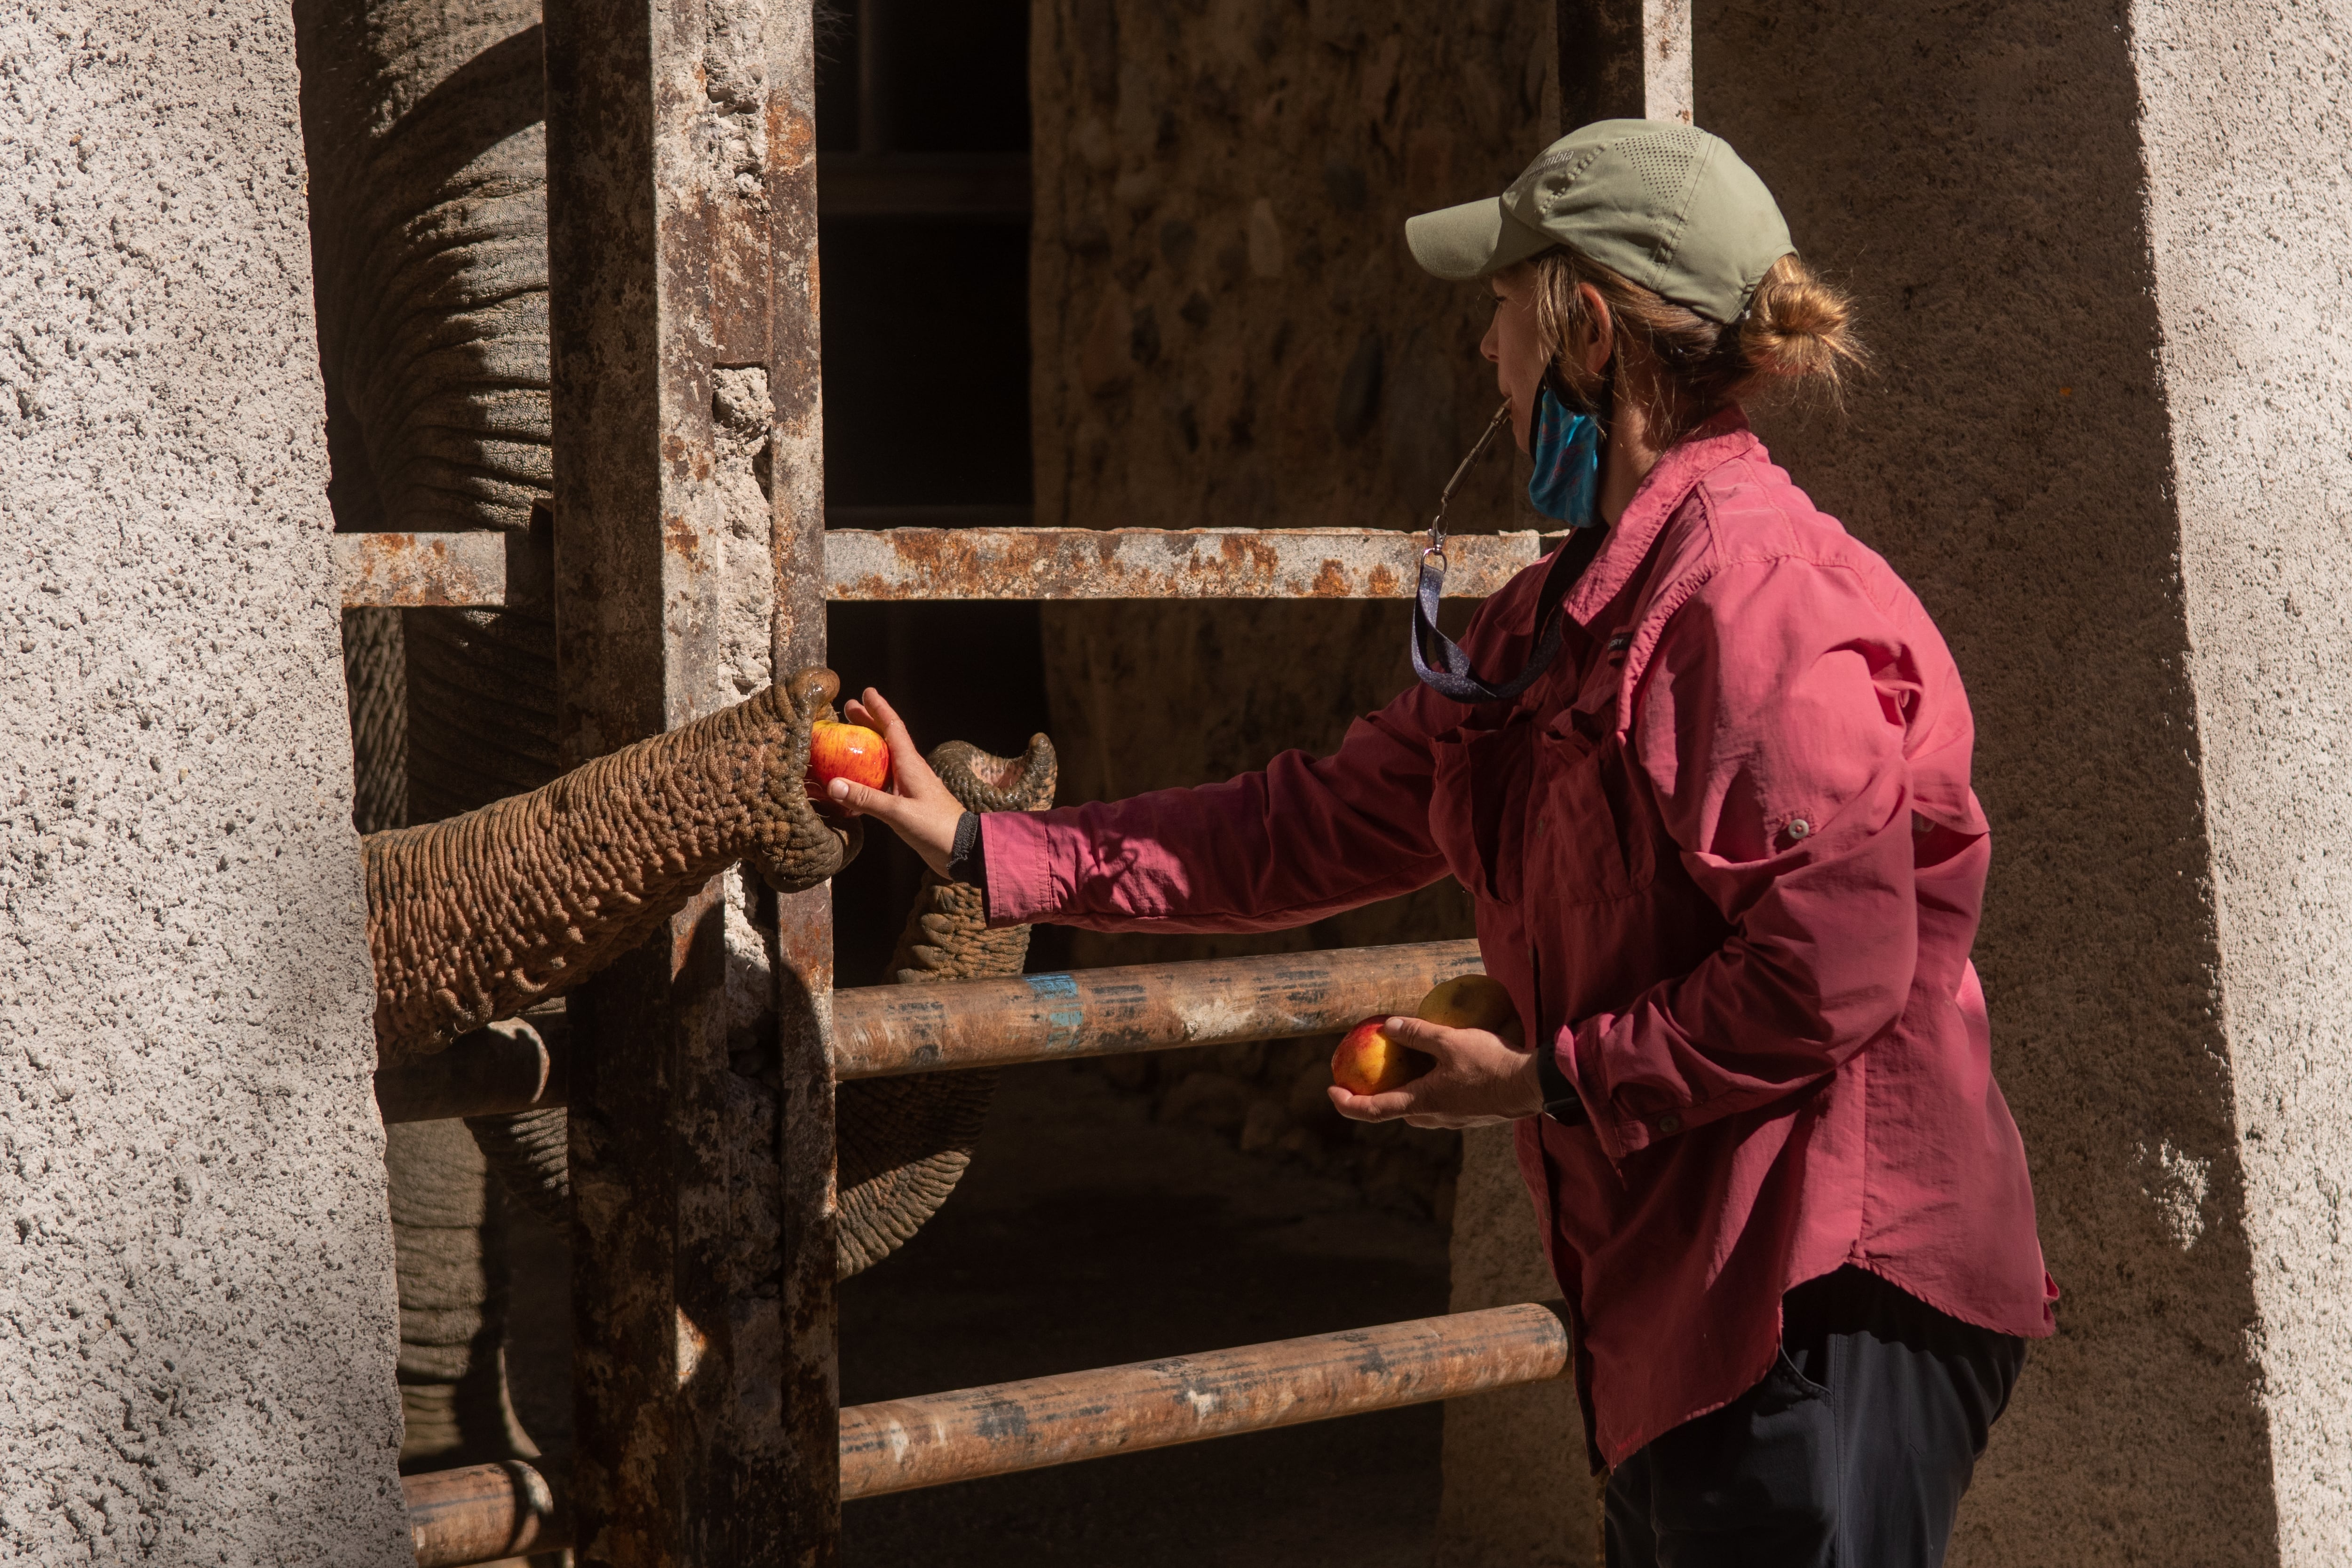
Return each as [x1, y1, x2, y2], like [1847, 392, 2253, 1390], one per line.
[1534, 1039, 1587, 1126]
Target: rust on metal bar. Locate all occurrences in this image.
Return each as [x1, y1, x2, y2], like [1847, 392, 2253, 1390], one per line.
[373, 1018, 568, 1125]
[405, 1460, 569, 1568]
[838, 1301, 1573, 1501]
[822, 528, 1566, 601]
[333, 532, 511, 608]
[832, 939, 1483, 1080]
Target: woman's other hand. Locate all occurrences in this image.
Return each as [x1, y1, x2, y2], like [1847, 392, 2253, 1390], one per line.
[1329, 1015, 1544, 1130]
[826, 688, 965, 878]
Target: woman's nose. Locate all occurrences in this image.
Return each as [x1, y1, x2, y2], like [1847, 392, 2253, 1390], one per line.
[1480, 318, 1500, 365]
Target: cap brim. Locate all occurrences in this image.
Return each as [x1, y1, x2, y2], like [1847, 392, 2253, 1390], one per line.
[1405, 196, 1556, 281]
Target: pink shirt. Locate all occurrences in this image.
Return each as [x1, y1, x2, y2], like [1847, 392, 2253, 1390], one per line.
[982, 410, 2056, 1468]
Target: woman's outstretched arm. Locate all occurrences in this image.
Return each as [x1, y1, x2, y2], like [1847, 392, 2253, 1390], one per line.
[831, 684, 1462, 936]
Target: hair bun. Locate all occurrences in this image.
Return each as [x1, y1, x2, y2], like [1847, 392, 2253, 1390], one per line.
[1740, 256, 1866, 391]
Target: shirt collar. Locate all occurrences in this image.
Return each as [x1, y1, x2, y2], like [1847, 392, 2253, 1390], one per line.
[1561, 406, 1760, 627]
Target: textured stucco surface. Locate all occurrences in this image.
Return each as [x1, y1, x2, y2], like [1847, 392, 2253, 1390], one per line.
[0, 0, 410, 1560]
[2133, 2, 2352, 1557]
[1702, 2, 2274, 1560]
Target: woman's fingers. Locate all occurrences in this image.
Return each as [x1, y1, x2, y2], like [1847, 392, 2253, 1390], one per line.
[1327, 1018, 1544, 1128]
[1380, 1014, 1458, 1056]
[828, 772, 961, 875]
[851, 688, 947, 802]
[1329, 1083, 1418, 1122]
[826, 775, 904, 823]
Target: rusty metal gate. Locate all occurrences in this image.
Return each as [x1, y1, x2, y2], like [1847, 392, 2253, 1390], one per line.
[342, 4, 1690, 1562]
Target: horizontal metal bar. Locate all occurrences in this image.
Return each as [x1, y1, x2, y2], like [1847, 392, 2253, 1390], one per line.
[333, 530, 549, 609]
[374, 1019, 567, 1124]
[375, 942, 1484, 1117]
[405, 1459, 567, 1568]
[341, 527, 1558, 608]
[839, 1301, 1572, 1501]
[818, 152, 1031, 218]
[824, 527, 1564, 601]
[832, 939, 1484, 1080]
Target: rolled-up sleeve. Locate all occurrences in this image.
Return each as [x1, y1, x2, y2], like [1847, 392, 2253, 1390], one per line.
[981, 693, 1456, 934]
[1562, 557, 1923, 1161]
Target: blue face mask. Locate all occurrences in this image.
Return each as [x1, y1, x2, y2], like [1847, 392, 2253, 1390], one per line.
[1526, 384, 1602, 527]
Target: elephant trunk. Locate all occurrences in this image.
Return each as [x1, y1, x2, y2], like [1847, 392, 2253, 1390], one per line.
[836, 734, 1059, 1280]
[459, 735, 1062, 1283]
[365, 669, 855, 1062]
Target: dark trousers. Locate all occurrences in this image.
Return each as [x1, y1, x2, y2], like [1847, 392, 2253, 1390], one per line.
[1604, 1267, 2026, 1568]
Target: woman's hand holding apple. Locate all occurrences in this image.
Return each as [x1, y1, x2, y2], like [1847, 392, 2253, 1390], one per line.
[1329, 973, 1543, 1129]
[1328, 1015, 1543, 1129]
[819, 688, 966, 878]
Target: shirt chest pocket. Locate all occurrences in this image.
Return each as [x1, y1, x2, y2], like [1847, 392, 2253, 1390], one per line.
[1528, 700, 1659, 907]
[1426, 714, 1537, 906]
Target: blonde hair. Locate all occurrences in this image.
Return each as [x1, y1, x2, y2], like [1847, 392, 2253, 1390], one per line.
[1516, 249, 1867, 442]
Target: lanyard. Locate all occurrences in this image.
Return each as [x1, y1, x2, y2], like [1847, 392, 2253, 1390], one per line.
[1409, 400, 1607, 704]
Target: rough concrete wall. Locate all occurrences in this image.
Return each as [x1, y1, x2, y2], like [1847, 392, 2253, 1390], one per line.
[0, 0, 411, 1560]
[1029, 0, 1555, 884]
[2133, 3, 2352, 1557]
[1439, 1125, 1595, 1565]
[1701, 2, 2274, 1561]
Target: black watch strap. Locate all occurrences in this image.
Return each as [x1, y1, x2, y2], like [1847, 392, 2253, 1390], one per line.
[945, 811, 986, 903]
[1534, 1039, 1587, 1125]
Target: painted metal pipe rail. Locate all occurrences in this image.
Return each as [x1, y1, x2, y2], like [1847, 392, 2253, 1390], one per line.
[838, 1301, 1573, 1501]
[824, 526, 1564, 601]
[374, 1019, 567, 1125]
[405, 1459, 567, 1567]
[334, 528, 1563, 608]
[831, 939, 1485, 1080]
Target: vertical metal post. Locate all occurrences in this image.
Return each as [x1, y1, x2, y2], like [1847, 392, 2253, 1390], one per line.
[1557, 0, 1693, 128]
[545, 0, 835, 1558]
[768, 2, 842, 1563]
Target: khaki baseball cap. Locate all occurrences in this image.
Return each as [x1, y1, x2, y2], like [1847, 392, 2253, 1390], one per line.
[1406, 119, 1795, 325]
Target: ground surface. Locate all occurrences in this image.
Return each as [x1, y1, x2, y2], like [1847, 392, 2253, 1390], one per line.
[505, 1059, 1450, 1566]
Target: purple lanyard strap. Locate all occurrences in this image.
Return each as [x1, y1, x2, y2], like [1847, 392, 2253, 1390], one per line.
[1409, 401, 1605, 705]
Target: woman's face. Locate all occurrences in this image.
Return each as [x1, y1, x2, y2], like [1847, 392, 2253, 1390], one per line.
[1481, 268, 1549, 454]
[1480, 268, 1611, 454]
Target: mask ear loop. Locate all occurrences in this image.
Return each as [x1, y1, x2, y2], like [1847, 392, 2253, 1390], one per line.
[1410, 398, 1584, 704]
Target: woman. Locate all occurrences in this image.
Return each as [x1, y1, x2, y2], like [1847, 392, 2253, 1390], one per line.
[830, 119, 2056, 1567]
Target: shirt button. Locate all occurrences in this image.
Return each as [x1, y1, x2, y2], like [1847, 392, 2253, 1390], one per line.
[1656, 1114, 1682, 1135]
[1784, 818, 1811, 841]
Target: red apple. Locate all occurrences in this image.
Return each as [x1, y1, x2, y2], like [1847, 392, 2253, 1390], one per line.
[806, 721, 891, 797]
[1330, 1015, 1432, 1097]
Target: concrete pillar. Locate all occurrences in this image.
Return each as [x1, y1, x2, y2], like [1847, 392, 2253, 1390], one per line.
[2136, 1, 2352, 1553]
[0, 0, 408, 1561]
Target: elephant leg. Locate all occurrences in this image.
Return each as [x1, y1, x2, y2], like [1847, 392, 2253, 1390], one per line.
[385, 1118, 539, 1471]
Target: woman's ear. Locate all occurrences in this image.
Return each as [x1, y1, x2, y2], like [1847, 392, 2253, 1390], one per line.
[1577, 281, 1613, 376]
